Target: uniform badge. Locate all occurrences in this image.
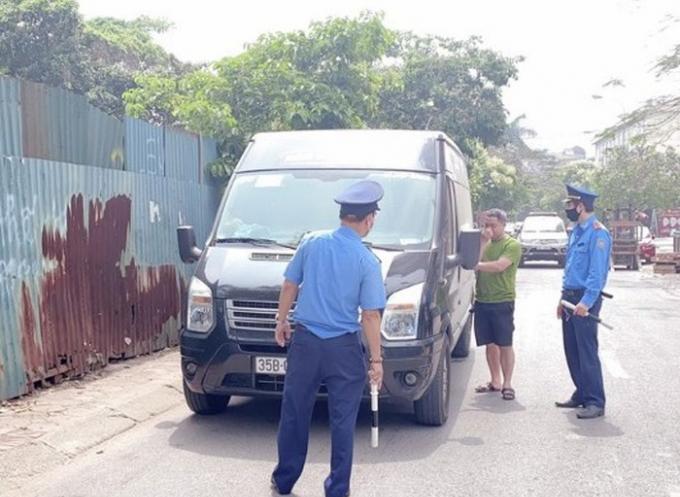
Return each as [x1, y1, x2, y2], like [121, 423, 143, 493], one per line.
[597, 238, 606, 250]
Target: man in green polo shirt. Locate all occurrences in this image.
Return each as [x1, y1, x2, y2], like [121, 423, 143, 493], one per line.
[473, 208, 522, 401]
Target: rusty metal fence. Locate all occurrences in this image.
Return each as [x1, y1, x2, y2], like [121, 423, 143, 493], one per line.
[0, 78, 221, 400]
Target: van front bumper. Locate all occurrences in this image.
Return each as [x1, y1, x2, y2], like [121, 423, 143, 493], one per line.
[181, 331, 446, 402]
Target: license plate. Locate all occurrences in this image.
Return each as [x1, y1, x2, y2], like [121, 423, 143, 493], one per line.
[255, 356, 287, 375]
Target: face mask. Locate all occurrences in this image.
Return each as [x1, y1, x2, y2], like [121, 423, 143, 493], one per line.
[565, 208, 579, 222]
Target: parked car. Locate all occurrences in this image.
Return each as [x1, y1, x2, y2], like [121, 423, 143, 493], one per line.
[504, 222, 517, 236]
[518, 212, 568, 267]
[176, 130, 481, 426]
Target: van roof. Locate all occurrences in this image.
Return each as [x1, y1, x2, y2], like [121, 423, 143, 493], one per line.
[235, 129, 454, 173]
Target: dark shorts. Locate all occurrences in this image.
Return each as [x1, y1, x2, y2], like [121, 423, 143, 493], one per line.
[474, 301, 515, 347]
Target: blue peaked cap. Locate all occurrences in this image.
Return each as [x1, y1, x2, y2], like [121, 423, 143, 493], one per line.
[334, 180, 384, 217]
[565, 184, 598, 210]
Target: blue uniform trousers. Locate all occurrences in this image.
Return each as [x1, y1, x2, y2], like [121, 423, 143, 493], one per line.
[561, 289, 606, 408]
[272, 326, 366, 497]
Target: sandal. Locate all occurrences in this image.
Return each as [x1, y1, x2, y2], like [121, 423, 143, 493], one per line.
[501, 388, 516, 401]
[475, 382, 501, 393]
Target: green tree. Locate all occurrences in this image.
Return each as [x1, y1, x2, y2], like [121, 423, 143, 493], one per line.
[595, 145, 680, 210]
[126, 12, 396, 177]
[0, 0, 87, 89]
[467, 140, 520, 213]
[372, 34, 521, 150]
[216, 11, 394, 133]
[82, 16, 189, 116]
[0, 0, 184, 117]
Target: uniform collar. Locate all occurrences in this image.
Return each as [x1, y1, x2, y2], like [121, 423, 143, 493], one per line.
[337, 225, 362, 241]
[579, 215, 596, 229]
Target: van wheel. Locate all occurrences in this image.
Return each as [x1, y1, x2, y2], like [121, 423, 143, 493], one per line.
[183, 380, 230, 415]
[451, 316, 472, 359]
[414, 341, 451, 426]
[557, 256, 565, 268]
[519, 257, 526, 268]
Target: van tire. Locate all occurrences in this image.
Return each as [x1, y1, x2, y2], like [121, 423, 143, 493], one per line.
[183, 380, 229, 415]
[519, 257, 526, 268]
[414, 340, 450, 426]
[557, 256, 565, 268]
[451, 316, 472, 359]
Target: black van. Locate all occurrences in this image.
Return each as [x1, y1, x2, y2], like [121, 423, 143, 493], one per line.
[177, 130, 480, 426]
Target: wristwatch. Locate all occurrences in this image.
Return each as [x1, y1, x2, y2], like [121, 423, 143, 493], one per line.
[275, 313, 289, 323]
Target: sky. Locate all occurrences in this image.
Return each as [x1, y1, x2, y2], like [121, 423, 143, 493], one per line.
[77, 0, 680, 156]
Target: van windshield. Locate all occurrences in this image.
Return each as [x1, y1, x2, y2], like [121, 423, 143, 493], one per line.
[521, 216, 566, 233]
[215, 170, 437, 250]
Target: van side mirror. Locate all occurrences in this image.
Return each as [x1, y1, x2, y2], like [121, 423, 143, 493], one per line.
[446, 229, 481, 270]
[177, 226, 203, 263]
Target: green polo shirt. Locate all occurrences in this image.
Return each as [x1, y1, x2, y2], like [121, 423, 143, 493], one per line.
[476, 235, 521, 303]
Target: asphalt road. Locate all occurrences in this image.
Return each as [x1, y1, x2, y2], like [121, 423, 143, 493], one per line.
[11, 265, 680, 497]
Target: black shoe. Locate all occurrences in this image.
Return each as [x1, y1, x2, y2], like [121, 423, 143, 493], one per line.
[555, 398, 584, 408]
[576, 405, 605, 419]
[271, 476, 291, 495]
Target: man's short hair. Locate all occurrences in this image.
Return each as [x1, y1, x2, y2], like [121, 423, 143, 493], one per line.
[340, 210, 374, 222]
[485, 208, 508, 225]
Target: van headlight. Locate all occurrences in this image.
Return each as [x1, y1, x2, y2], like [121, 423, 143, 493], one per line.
[187, 277, 213, 333]
[381, 283, 423, 341]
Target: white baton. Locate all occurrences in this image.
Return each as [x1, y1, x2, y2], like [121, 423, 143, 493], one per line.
[560, 300, 614, 330]
[370, 383, 379, 448]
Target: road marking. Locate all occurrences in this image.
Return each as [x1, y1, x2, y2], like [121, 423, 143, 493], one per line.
[600, 349, 631, 379]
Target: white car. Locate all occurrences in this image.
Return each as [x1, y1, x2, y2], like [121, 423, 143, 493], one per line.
[518, 213, 568, 267]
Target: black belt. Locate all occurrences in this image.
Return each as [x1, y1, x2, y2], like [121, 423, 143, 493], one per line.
[562, 289, 613, 299]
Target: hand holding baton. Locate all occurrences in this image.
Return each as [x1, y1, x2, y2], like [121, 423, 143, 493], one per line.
[560, 300, 614, 330]
[370, 382, 379, 448]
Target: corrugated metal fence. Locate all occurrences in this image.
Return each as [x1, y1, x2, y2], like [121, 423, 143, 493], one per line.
[0, 77, 221, 400]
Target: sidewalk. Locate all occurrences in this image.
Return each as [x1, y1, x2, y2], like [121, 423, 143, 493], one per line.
[0, 349, 183, 493]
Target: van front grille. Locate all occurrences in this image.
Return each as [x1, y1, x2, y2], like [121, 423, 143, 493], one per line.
[226, 300, 295, 332]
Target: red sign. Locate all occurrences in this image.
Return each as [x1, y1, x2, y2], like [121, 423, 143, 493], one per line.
[657, 209, 680, 237]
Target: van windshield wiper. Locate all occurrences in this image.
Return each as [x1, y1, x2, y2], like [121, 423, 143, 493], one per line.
[214, 237, 296, 250]
[363, 242, 404, 252]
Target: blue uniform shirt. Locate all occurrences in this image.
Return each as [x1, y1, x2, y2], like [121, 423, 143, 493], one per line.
[563, 215, 612, 308]
[284, 226, 387, 339]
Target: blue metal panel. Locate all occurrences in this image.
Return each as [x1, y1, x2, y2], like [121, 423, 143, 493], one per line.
[125, 117, 165, 176]
[165, 127, 200, 183]
[85, 104, 125, 170]
[0, 157, 219, 400]
[199, 136, 219, 184]
[0, 77, 23, 158]
[0, 77, 222, 400]
[20, 79, 124, 169]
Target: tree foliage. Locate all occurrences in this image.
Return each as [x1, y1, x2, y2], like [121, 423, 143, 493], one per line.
[0, 0, 185, 116]
[467, 140, 522, 213]
[0, 0, 87, 89]
[2, 2, 524, 202]
[123, 12, 520, 183]
[595, 145, 680, 210]
[373, 34, 520, 151]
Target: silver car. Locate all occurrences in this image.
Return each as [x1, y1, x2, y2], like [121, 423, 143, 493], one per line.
[518, 212, 568, 267]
